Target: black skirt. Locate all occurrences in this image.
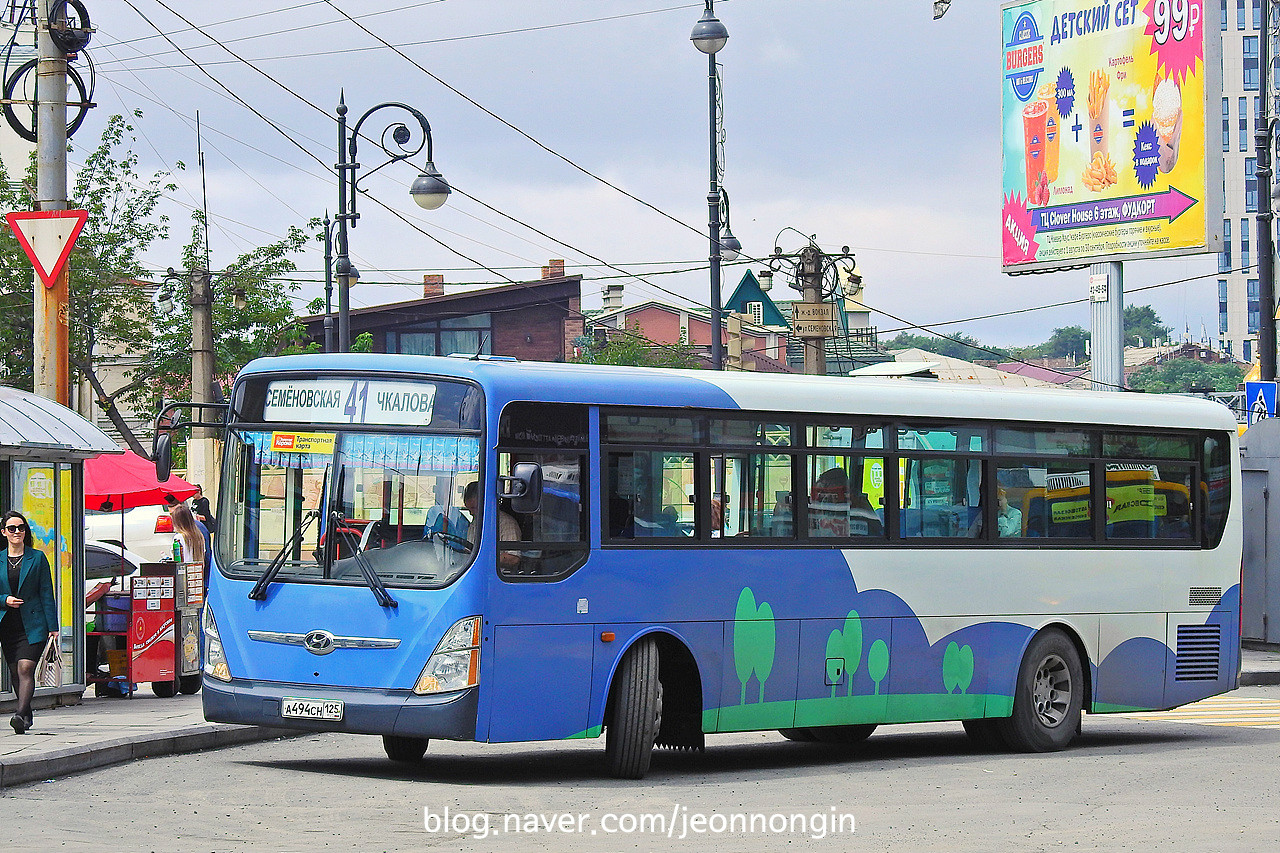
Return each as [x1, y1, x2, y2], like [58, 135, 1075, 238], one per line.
[0, 609, 39, 666]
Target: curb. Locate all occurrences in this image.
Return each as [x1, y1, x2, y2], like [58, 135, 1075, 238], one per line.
[0, 724, 299, 790]
[1241, 670, 1280, 687]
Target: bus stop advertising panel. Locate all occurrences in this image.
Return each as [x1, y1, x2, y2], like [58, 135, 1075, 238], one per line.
[1001, 0, 1222, 273]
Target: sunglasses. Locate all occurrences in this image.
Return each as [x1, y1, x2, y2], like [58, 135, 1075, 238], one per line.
[4, 525, 26, 533]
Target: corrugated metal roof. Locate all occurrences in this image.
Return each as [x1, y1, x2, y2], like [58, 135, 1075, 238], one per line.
[0, 386, 121, 458]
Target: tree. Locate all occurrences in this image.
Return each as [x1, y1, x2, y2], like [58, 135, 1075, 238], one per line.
[1128, 358, 1244, 393]
[130, 211, 310, 423]
[0, 112, 177, 454]
[1124, 304, 1172, 346]
[1041, 325, 1090, 361]
[572, 324, 701, 368]
[882, 331, 1007, 362]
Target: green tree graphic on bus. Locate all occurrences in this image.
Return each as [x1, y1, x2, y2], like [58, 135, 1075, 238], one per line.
[733, 587, 776, 704]
[868, 639, 889, 696]
[942, 641, 975, 694]
[824, 610, 863, 697]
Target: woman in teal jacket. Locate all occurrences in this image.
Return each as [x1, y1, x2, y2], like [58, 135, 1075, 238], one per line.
[1, 511, 58, 734]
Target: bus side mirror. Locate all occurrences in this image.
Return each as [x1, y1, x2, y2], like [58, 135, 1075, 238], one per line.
[499, 463, 542, 514]
[155, 433, 172, 483]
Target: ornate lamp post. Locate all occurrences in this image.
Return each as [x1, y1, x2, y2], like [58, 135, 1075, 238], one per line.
[334, 94, 450, 352]
[692, 1, 731, 369]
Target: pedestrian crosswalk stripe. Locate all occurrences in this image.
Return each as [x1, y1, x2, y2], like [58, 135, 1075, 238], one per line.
[1115, 696, 1280, 729]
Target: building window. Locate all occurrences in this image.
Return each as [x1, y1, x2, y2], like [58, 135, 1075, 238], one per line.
[1245, 340, 1254, 362]
[1224, 0, 1230, 30]
[1220, 279, 1229, 335]
[1240, 0, 1247, 29]
[1246, 158, 1259, 212]
[1224, 97, 1232, 151]
[1245, 36, 1259, 90]
[385, 313, 493, 357]
[1241, 97, 1249, 150]
[1249, 278, 1261, 334]
[1255, 0, 1262, 29]
[1221, 219, 1233, 273]
[1242, 218, 1252, 272]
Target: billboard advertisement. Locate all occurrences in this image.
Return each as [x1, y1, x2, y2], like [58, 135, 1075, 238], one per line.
[1001, 0, 1222, 273]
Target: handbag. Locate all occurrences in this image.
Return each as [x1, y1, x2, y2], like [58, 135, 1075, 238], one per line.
[36, 635, 62, 688]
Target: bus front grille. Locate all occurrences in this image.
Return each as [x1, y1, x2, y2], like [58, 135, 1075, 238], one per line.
[1174, 625, 1222, 682]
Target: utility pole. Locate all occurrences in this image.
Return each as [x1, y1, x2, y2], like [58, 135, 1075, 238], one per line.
[726, 311, 742, 371]
[188, 268, 215, 490]
[798, 245, 826, 376]
[34, 0, 69, 404]
[1258, 0, 1276, 381]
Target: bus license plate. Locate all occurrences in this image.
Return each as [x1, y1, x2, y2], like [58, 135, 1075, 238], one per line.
[281, 697, 344, 721]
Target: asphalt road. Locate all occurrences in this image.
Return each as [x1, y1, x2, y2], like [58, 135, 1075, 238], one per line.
[4, 686, 1279, 852]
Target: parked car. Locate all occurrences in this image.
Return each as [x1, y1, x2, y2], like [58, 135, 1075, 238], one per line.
[83, 539, 145, 605]
[85, 504, 176, 563]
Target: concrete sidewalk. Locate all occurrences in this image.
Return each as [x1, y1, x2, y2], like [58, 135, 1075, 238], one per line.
[1, 648, 1278, 791]
[0, 691, 297, 790]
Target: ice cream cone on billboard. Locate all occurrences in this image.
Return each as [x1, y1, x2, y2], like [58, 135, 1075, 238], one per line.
[1152, 76, 1182, 173]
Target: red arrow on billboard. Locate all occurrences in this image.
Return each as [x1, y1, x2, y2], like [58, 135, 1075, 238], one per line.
[5, 209, 89, 288]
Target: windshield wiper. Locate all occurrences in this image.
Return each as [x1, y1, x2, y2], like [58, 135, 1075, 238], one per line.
[332, 512, 398, 609]
[248, 509, 319, 601]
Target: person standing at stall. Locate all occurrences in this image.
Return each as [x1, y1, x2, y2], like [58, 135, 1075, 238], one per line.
[0, 510, 57, 734]
[170, 503, 207, 565]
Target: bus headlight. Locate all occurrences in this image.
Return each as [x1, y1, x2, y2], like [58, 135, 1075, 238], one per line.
[202, 605, 232, 683]
[413, 616, 481, 695]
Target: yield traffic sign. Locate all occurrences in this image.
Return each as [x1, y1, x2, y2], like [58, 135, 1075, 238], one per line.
[5, 209, 89, 288]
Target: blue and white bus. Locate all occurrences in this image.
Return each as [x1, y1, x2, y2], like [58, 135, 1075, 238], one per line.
[196, 354, 1240, 777]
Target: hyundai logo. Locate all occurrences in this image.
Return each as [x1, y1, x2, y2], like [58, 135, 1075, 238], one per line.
[303, 630, 336, 655]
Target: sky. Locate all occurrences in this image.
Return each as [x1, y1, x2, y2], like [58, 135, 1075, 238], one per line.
[61, 0, 1223, 350]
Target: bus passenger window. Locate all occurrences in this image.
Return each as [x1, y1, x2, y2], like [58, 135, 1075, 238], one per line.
[607, 451, 693, 539]
[899, 457, 980, 539]
[806, 455, 885, 539]
[1002, 463, 1089, 540]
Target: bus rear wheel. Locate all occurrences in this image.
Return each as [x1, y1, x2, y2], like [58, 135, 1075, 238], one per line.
[383, 735, 428, 763]
[778, 728, 817, 742]
[605, 637, 663, 779]
[961, 719, 1007, 751]
[810, 724, 876, 744]
[997, 629, 1083, 752]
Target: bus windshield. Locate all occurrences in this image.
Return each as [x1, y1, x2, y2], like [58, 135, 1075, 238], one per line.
[220, 428, 481, 589]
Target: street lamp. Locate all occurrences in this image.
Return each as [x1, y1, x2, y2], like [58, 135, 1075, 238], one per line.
[335, 93, 449, 352]
[692, 0, 730, 369]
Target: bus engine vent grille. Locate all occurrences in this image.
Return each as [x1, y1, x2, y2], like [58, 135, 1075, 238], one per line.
[1175, 625, 1222, 682]
[1187, 587, 1223, 607]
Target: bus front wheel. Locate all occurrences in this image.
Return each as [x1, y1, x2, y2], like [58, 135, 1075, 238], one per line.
[605, 637, 663, 779]
[383, 735, 428, 763]
[997, 629, 1083, 752]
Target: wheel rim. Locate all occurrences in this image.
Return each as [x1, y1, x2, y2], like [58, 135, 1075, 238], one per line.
[1031, 653, 1071, 728]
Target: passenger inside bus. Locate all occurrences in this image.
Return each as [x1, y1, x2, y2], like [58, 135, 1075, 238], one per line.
[463, 482, 521, 568]
[996, 487, 1023, 537]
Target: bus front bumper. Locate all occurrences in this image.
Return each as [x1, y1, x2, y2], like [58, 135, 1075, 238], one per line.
[202, 677, 478, 741]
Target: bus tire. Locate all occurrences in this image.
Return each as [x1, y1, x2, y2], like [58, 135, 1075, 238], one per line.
[778, 728, 817, 742]
[605, 637, 663, 779]
[961, 719, 1007, 751]
[810, 724, 876, 744]
[996, 629, 1083, 752]
[383, 735, 428, 763]
[178, 673, 203, 694]
[151, 679, 177, 698]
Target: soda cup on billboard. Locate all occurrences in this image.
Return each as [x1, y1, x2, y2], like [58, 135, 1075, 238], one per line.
[1022, 99, 1048, 200]
[1037, 85, 1060, 182]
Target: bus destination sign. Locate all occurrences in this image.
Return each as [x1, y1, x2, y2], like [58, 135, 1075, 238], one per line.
[263, 379, 436, 425]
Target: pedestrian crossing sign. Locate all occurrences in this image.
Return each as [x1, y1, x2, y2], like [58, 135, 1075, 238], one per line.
[1246, 381, 1278, 427]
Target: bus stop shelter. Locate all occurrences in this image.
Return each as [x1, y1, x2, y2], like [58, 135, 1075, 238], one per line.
[0, 385, 121, 710]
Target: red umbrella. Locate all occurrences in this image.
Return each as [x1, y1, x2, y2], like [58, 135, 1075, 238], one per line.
[84, 450, 199, 511]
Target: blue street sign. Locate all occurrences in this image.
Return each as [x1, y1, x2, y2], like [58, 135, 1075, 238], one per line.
[1246, 381, 1278, 427]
